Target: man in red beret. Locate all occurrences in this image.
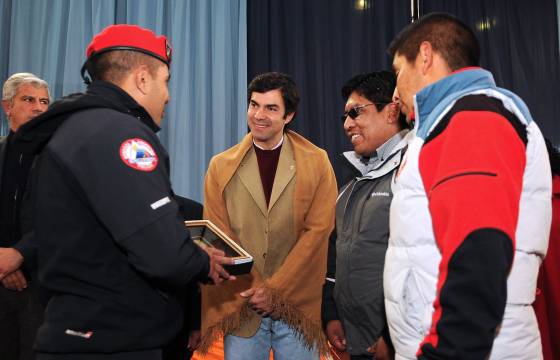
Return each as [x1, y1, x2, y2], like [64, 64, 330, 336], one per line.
[0, 24, 234, 360]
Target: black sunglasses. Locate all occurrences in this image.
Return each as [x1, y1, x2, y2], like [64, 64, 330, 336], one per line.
[341, 102, 390, 123]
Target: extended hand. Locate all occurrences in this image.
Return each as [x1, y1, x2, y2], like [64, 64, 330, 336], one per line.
[1, 269, 28, 291]
[326, 320, 347, 352]
[201, 245, 236, 284]
[240, 286, 276, 318]
[0, 248, 23, 280]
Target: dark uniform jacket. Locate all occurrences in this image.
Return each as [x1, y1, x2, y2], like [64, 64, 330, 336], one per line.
[15, 80, 210, 354]
[164, 196, 203, 360]
[0, 130, 37, 275]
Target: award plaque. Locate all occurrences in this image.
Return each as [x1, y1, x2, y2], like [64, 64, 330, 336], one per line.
[185, 220, 253, 275]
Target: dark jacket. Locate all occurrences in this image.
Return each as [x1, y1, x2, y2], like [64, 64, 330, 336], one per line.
[163, 196, 203, 360]
[15, 80, 210, 354]
[0, 130, 37, 276]
[322, 133, 407, 356]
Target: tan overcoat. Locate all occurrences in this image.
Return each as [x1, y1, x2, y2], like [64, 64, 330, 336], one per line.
[200, 131, 337, 354]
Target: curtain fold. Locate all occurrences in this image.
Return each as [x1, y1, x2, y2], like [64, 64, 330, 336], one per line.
[421, 0, 560, 148]
[0, 0, 247, 202]
[247, 0, 560, 184]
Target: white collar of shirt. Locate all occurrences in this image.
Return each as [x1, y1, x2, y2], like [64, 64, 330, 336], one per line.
[253, 135, 284, 150]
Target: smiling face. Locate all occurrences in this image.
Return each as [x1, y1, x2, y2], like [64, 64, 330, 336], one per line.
[2, 83, 50, 132]
[247, 89, 294, 149]
[343, 92, 399, 157]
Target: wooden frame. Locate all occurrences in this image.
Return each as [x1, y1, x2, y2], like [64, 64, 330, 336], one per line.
[185, 220, 253, 275]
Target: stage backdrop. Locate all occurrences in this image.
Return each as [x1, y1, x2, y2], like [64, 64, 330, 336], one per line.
[247, 0, 560, 184]
[0, 0, 247, 202]
[1, 0, 559, 197]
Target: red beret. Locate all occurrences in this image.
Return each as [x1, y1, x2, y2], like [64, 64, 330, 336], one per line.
[85, 24, 172, 65]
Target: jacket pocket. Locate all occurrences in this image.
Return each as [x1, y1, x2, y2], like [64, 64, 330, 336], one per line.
[430, 171, 497, 193]
[400, 268, 430, 338]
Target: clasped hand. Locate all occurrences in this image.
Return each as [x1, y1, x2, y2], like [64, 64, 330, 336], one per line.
[240, 286, 278, 319]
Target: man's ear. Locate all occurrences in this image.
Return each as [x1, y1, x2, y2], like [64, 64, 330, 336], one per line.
[387, 102, 399, 124]
[134, 65, 151, 95]
[419, 41, 434, 75]
[1, 100, 12, 118]
[284, 112, 295, 125]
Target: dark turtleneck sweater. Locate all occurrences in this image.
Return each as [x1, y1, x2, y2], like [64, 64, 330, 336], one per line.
[254, 143, 282, 207]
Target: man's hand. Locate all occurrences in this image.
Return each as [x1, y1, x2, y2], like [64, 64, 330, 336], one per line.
[240, 286, 276, 318]
[201, 245, 236, 284]
[326, 320, 347, 352]
[187, 330, 201, 352]
[367, 336, 391, 360]
[1, 269, 28, 291]
[0, 248, 24, 280]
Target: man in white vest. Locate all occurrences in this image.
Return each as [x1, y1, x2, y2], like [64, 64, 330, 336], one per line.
[385, 12, 552, 360]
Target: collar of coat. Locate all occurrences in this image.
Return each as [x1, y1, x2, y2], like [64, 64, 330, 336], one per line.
[413, 67, 534, 140]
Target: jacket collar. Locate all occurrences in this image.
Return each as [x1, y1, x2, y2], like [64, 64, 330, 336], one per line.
[414, 67, 495, 139]
[87, 80, 160, 133]
[238, 137, 295, 216]
[342, 129, 409, 177]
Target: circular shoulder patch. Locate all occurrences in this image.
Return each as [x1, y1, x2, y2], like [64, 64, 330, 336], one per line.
[119, 138, 159, 172]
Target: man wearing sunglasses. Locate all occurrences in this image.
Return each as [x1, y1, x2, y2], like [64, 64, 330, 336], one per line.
[322, 71, 409, 360]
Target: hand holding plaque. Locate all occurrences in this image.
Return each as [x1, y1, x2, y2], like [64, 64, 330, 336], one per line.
[186, 220, 254, 276]
[201, 245, 236, 284]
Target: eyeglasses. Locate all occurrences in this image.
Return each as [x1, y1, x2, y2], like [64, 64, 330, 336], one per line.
[341, 102, 390, 123]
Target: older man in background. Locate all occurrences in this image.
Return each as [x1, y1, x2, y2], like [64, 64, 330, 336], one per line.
[0, 72, 50, 360]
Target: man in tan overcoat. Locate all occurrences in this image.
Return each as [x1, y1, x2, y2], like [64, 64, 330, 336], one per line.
[200, 72, 337, 360]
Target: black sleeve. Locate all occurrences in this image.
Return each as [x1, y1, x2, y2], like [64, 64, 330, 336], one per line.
[183, 281, 201, 330]
[52, 111, 209, 287]
[418, 229, 513, 360]
[175, 195, 203, 220]
[14, 160, 38, 276]
[321, 228, 339, 328]
[174, 195, 203, 330]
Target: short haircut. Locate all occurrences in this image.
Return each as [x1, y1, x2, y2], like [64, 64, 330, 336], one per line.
[2, 72, 50, 102]
[341, 71, 408, 130]
[388, 12, 480, 71]
[90, 50, 164, 84]
[247, 72, 299, 119]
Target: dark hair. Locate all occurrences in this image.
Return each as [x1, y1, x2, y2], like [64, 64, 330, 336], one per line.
[341, 71, 408, 130]
[545, 139, 560, 176]
[247, 72, 299, 119]
[388, 12, 480, 71]
[90, 50, 164, 84]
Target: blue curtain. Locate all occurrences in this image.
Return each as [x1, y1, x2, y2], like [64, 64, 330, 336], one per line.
[0, 0, 247, 202]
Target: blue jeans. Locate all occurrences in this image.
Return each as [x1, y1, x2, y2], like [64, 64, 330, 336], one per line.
[224, 318, 319, 360]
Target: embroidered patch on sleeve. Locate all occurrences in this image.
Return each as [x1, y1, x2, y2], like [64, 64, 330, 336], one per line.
[119, 138, 159, 171]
